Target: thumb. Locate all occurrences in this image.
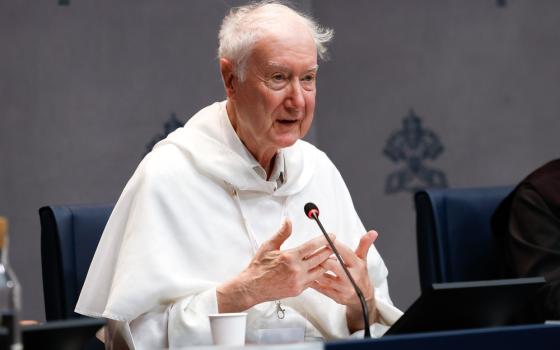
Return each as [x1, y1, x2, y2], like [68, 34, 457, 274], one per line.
[355, 230, 378, 260]
[266, 219, 292, 250]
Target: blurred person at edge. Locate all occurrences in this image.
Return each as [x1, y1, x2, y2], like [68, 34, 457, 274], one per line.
[75, 2, 402, 349]
[493, 159, 560, 321]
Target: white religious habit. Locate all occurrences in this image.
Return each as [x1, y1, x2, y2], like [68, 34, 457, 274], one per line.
[75, 101, 403, 349]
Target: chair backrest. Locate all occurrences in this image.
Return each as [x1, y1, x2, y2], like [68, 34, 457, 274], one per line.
[415, 186, 513, 292]
[39, 204, 114, 321]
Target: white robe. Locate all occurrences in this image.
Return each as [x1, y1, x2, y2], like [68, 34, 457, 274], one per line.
[75, 101, 402, 349]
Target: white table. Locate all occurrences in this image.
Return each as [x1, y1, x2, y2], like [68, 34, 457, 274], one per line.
[174, 342, 323, 350]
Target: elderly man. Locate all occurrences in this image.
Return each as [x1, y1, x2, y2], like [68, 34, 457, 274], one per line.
[76, 2, 401, 348]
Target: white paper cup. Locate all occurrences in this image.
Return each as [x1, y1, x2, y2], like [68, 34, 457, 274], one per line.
[208, 312, 248, 346]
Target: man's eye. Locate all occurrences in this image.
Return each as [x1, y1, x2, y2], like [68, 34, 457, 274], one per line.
[265, 74, 289, 90]
[302, 75, 315, 82]
[272, 74, 286, 81]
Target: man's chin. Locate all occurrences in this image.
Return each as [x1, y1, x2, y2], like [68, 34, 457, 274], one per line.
[275, 136, 299, 149]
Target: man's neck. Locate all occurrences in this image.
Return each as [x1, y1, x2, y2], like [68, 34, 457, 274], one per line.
[226, 100, 278, 178]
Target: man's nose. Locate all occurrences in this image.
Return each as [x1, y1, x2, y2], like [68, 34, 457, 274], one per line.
[285, 79, 305, 110]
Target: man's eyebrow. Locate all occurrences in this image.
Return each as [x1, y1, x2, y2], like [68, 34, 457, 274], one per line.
[265, 62, 319, 72]
[307, 64, 320, 72]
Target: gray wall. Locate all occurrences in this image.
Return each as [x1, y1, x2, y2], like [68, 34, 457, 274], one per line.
[314, 0, 560, 310]
[1, 0, 559, 321]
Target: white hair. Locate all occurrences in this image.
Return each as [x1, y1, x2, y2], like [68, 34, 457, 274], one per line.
[218, 1, 334, 81]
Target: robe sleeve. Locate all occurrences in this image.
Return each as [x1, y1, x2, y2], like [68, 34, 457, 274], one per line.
[107, 288, 219, 349]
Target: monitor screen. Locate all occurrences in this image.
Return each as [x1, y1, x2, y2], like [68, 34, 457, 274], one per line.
[385, 277, 546, 335]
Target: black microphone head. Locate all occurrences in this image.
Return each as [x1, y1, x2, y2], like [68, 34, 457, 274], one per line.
[304, 202, 320, 219]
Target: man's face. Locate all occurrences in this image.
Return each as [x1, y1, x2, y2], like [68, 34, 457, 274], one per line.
[229, 26, 318, 156]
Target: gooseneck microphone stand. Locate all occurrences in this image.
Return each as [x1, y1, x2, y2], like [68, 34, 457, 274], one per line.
[304, 202, 371, 338]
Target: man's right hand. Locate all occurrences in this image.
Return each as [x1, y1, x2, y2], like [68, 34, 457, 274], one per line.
[217, 219, 334, 313]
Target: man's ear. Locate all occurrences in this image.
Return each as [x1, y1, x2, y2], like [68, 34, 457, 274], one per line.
[220, 58, 237, 99]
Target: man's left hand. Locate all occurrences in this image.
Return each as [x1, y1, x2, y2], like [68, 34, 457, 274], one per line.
[310, 230, 379, 333]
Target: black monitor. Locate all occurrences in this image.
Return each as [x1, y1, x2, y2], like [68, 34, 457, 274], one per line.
[385, 277, 546, 335]
[20, 317, 105, 350]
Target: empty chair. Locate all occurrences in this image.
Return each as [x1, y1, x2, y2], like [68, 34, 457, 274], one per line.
[414, 186, 513, 292]
[39, 204, 113, 321]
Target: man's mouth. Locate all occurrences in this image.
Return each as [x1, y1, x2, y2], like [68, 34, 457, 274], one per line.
[277, 119, 299, 125]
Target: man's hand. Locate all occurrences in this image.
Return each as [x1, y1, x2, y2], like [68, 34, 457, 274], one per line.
[217, 219, 334, 312]
[311, 230, 379, 333]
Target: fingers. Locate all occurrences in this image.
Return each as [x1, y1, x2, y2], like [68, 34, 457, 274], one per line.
[313, 258, 372, 308]
[321, 257, 346, 280]
[310, 280, 339, 301]
[295, 233, 335, 258]
[266, 219, 292, 250]
[331, 239, 360, 266]
[302, 245, 332, 270]
[307, 263, 329, 283]
[355, 230, 378, 260]
[314, 270, 341, 290]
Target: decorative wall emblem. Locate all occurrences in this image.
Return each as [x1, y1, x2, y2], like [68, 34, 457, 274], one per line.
[145, 112, 184, 156]
[383, 109, 448, 194]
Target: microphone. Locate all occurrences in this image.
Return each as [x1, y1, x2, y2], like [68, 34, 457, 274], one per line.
[304, 202, 371, 338]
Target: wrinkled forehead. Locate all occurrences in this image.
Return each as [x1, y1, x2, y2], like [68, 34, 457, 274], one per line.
[247, 41, 318, 77]
[248, 25, 317, 68]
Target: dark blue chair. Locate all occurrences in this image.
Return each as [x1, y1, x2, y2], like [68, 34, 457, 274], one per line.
[414, 186, 513, 292]
[39, 204, 114, 321]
